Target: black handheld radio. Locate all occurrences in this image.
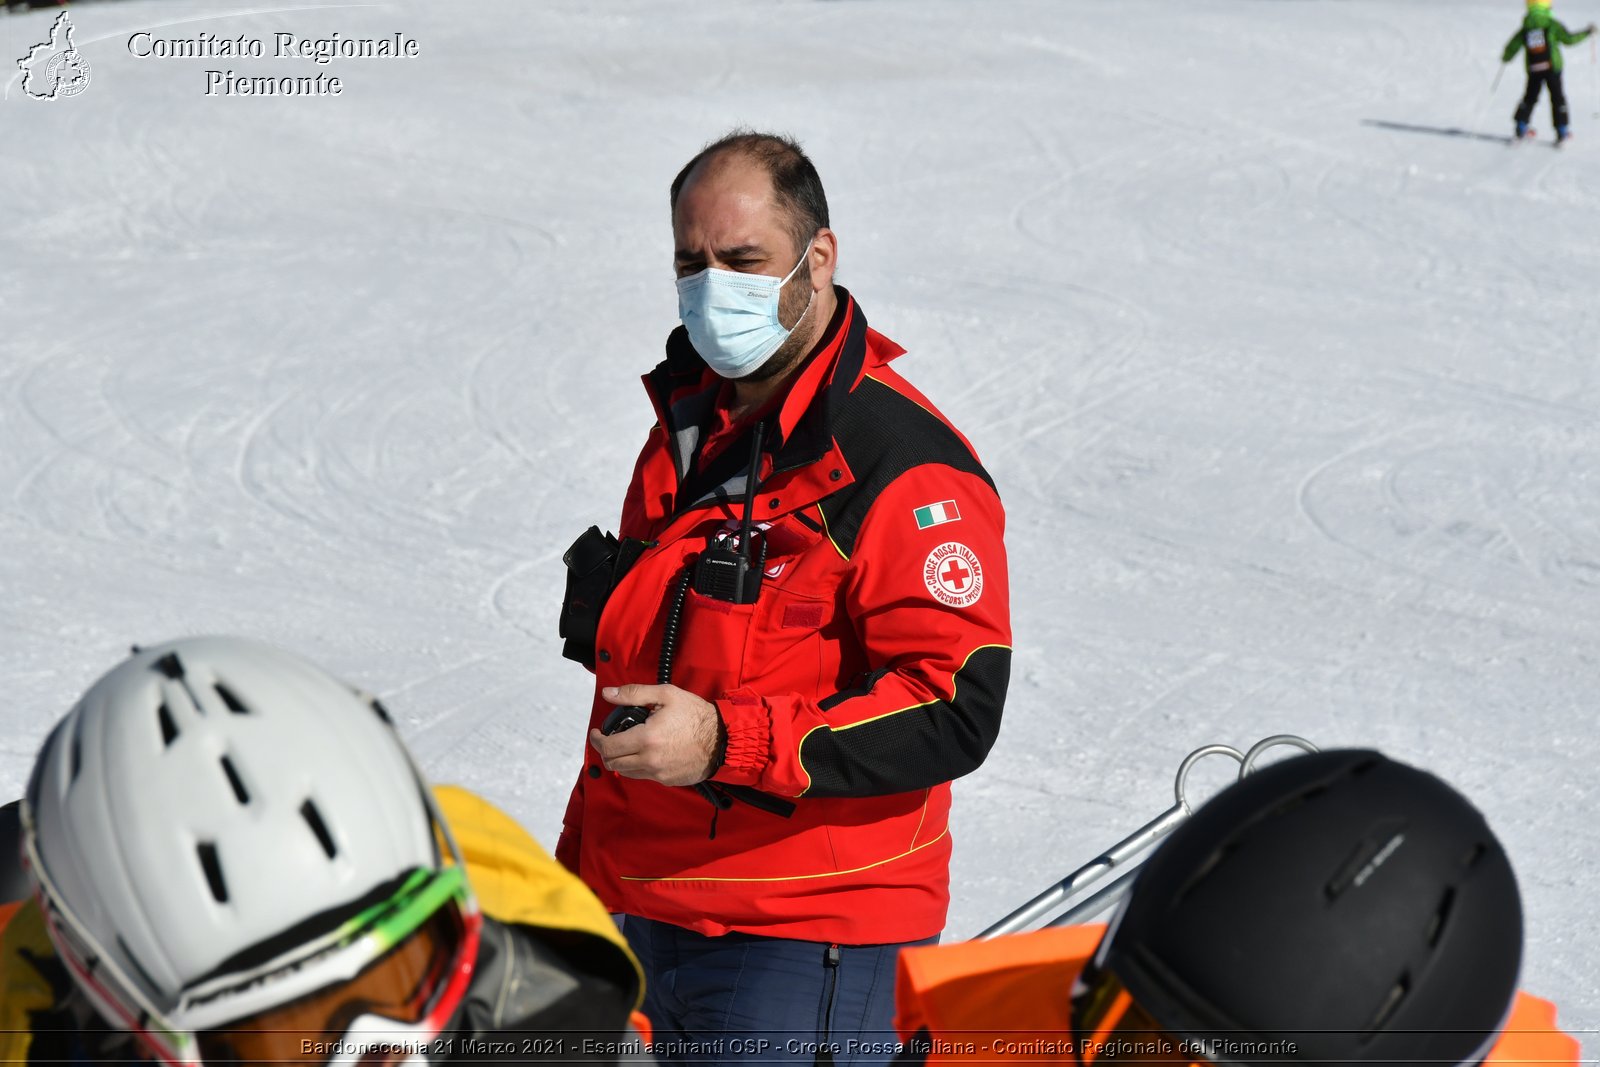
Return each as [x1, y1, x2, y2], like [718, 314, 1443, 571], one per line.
[691, 422, 768, 605]
[600, 704, 651, 735]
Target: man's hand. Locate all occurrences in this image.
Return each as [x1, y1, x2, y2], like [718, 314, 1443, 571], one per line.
[589, 684, 722, 787]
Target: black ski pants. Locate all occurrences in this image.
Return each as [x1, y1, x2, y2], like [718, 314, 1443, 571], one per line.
[1515, 69, 1570, 130]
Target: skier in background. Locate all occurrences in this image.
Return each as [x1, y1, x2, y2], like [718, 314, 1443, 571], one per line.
[1503, 0, 1596, 143]
[1, 637, 647, 1064]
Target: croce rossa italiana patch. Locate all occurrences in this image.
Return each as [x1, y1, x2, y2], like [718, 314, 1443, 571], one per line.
[923, 541, 983, 608]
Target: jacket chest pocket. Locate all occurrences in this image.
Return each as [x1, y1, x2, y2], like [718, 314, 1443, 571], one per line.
[670, 515, 844, 694]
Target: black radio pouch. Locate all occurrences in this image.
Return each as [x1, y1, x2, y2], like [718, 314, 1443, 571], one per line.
[559, 526, 649, 669]
[691, 533, 766, 605]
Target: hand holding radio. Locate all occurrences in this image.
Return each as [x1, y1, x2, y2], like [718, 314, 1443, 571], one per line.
[600, 705, 650, 734]
[589, 683, 722, 788]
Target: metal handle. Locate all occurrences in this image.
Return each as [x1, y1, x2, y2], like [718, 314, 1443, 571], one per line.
[977, 734, 1316, 939]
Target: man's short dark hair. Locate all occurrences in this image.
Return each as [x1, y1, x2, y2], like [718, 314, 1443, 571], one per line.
[670, 130, 830, 257]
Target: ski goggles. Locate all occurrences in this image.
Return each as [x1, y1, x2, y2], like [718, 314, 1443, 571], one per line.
[1070, 963, 1211, 1067]
[192, 865, 480, 1066]
[24, 797, 481, 1066]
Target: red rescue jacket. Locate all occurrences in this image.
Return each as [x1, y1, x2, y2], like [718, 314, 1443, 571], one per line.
[556, 290, 1012, 943]
[893, 927, 1581, 1065]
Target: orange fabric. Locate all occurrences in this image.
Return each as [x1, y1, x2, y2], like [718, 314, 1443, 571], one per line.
[895, 925, 1103, 1062]
[0, 901, 18, 935]
[1484, 991, 1581, 1065]
[630, 1010, 653, 1044]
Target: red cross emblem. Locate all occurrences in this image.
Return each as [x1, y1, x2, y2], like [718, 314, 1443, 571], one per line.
[923, 542, 983, 607]
[939, 558, 972, 592]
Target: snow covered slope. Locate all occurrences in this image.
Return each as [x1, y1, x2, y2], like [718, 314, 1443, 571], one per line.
[3, 0, 1596, 1029]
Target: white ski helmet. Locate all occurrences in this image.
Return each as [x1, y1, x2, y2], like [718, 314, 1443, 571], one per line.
[22, 636, 479, 1065]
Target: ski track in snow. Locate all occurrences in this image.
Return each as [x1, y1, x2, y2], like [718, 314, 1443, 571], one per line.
[2, 0, 1597, 1028]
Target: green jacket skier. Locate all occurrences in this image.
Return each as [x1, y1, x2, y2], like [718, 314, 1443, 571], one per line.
[1503, 0, 1596, 142]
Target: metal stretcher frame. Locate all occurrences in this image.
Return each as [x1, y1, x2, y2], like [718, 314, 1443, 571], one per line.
[979, 735, 1318, 939]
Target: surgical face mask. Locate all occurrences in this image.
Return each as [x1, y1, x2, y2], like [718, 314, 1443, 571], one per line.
[676, 242, 815, 379]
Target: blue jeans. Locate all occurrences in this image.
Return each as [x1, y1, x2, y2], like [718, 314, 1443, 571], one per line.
[623, 916, 936, 1067]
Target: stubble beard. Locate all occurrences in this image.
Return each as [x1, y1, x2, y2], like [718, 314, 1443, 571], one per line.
[739, 262, 817, 384]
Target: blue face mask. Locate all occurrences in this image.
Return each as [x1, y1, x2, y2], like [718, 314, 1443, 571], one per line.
[676, 242, 815, 379]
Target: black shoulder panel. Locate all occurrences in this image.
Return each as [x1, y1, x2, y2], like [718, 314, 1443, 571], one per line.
[800, 645, 1010, 797]
[820, 376, 995, 558]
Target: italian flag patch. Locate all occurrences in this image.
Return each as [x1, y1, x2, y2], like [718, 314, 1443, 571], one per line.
[913, 500, 961, 529]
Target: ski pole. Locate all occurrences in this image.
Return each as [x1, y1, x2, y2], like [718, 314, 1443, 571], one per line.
[1492, 60, 1507, 94]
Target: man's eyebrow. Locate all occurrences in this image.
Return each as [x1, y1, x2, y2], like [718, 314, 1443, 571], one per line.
[674, 243, 765, 261]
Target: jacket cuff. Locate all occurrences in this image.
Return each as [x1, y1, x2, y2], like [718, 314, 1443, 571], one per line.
[711, 690, 770, 786]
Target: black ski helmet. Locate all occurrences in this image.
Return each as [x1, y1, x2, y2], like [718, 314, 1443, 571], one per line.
[1094, 749, 1522, 1065]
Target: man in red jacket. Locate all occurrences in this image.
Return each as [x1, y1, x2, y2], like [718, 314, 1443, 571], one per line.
[555, 130, 1012, 1063]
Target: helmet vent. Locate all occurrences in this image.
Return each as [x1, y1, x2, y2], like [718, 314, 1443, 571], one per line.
[197, 842, 229, 903]
[371, 699, 393, 724]
[219, 755, 249, 804]
[158, 703, 179, 746]
[301, 800, 338, 859]
[69, 727, 83, 784]
[1325, 820, 1408, 900]
[1462, 842, 1487, 870]
[1172, 842, 1236, 904]
[153, 652, 186, 680]
[1294, 784, 1328, 805]
[214, 683, 249, 714]
[1266, 780, 1332, 821]
[1365, 972, 1410, 1034]
[1425, 887, 1456, 947]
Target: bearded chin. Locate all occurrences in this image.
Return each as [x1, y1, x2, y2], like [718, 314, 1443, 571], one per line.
[740, 272, 815, 382]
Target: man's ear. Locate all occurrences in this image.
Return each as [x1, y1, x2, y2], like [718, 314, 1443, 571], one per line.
[809, 228, 838, 289]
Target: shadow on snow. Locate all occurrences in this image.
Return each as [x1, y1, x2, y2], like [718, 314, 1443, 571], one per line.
[1362, 119, 1514, 145]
